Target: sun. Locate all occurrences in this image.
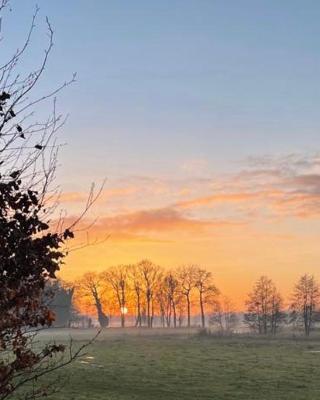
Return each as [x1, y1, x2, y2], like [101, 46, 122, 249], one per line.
[120, 307, 128, 315]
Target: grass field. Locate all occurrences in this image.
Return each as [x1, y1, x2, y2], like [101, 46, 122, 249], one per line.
[35, 328, 320, 400]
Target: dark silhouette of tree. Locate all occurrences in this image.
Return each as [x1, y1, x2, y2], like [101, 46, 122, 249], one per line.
[290, 274, 320, 336]
[244, 276, 284, 335]
[103, 265, 128, 328]
[210, 297, 238, 333]
[155, 282, 168, 328]
[138, 260, 163, 328]
[76, 272, 109, 328]
[0, 174, 75, 399]
[0, 2, 95, 397]
[129, 264, 144, 327]
[46, 280, 75, 328]
[194, 267, 219, 328]
[162, 271, 181, 328]
[178, 265, 197, 328]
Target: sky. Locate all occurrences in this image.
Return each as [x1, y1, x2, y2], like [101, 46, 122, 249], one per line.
[6, 1, 320, 307]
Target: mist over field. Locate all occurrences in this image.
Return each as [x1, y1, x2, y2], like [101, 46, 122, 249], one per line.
[33, 328, 320, 400]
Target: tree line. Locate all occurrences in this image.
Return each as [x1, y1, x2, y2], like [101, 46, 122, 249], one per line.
[244, 274, 320, 336]
[70, 263, 320, 336]
[74, 261, 219, 329]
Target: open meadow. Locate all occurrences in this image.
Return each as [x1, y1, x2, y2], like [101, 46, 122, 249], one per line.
[34, 328, 320, 400]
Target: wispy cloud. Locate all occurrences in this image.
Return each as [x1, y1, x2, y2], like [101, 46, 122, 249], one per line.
[69, 206, 246, 242]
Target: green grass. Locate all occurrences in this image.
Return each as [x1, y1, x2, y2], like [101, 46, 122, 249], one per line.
[31, 329, 320, 399]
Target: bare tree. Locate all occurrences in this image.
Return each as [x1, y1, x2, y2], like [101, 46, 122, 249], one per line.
[244, 276, 283, 335]
[0, 7, 76, 197]
[291, 274, 320, 336]
[210, 297, 238, 333]
[178, 265, 197, 328]
[128, 264, 144, 327]
[103, 265, 129, 328]
[155, 282, 168, 328]
[76, 272, 109, 328]
[269, 286, 284, 335]
[0, 3, 100, 398]
[194, 267, 219, 328]
[138, 260, 162, 328]
[177, 298, 185, 327]
[162, 271, 181, 328]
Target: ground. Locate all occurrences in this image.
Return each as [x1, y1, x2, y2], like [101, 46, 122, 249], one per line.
[35, 328, 320, 399]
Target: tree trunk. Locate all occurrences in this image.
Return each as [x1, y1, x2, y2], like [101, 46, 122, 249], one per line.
[166, 303, 171, 327]
[135, 291, 142, 327]
[151, 299, 154, 328]
[96, 304, 109, 328]
[199, 292, 205, 328]
[147, 290, 151, 328]
[305, 306, 311, 336]
[172, 302, 177, 328]
[121, 312, 125, 328]
[120, 287, 126, 328]
[187, 295, 191, 327]
[93, 293, 109, 328]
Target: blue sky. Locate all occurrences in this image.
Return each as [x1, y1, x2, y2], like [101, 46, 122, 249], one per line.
[6, 0, 320, 188]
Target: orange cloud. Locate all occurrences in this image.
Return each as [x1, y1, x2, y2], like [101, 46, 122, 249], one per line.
[74, 207, 245, 238]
